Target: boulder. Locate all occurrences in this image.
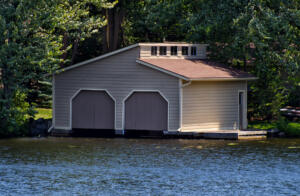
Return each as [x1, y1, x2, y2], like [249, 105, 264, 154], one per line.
[30, 118, 52, 137]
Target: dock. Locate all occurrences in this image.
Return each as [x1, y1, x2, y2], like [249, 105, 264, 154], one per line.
[51, 129, 268, 140]
[164, 130, 267, 140]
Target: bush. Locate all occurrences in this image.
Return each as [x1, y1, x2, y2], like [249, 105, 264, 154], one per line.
[0, 91, 31, 138]
[276, 117, 289, 132]
[276, 116, 300, 137]
[285, 123, 300, 137]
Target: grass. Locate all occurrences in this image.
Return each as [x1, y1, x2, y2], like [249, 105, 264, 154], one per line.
[248, 121, 276, 130]
[248, 120, 300, 137]
[34, 108, 52, 120]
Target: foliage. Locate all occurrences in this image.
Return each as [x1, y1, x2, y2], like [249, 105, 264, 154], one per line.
[0, 90, 32, 137]
[34, 108, 52, 120]
[276, 116, 289, 132]
[0, 0, 111, 137]
[123, 0, 299, 120]
[276, 117, 300, 136]
[27, 80, 52, 108]
[0, 0, 299, 136]
[183, 0, 300, 119]
[284, 122, 300, 137]
[248, 121, 276, 130]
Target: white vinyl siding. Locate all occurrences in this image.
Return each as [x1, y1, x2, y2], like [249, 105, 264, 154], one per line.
[181, 81, 247, 131]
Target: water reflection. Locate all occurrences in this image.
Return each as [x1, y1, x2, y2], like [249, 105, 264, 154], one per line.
[0, 138, 300, 195]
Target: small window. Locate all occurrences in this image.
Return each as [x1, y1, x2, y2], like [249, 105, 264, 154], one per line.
[182, 46, 188, 55]
[171, 46, 177, 56]
[151, 46, 157, 56]
[159, 46, 167, 55]
[191, 46, 197, 56]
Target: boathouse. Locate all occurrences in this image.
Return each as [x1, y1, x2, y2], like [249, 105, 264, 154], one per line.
[51, 43, 256, 135]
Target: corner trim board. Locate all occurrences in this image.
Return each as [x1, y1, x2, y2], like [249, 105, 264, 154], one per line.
[52, 74, 55, 130]
[238, 89, 246, 130]
[179, 79, 183, 131]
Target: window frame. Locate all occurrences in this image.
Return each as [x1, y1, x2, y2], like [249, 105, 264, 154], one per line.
[171, 46, 178, 56]
[191, 46, 197, 56]
[182, 46, 189, 56]
[151, 46, 157, 56]
[159, 46, 167, 56]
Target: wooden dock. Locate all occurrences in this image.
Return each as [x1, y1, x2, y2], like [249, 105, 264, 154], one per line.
[51, 129, 267, 140]
[164, 130, 267, 140]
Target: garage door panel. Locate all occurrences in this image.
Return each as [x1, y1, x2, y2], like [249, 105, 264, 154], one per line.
[93, 94, 115, 129]
[72, 90, 115, 129]
[72, 91, 95, 129]
[125, 92, 168, 131]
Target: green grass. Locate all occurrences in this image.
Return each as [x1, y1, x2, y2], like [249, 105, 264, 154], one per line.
[248, 121, 276, 130]
[35, 108, 52, 120]
[248, 120, 300, 137]
[285, 122, 300, 137]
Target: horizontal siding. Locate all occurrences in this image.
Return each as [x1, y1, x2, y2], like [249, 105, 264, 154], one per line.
[181, 81, 247, 131]
[54, 47, 180, 131]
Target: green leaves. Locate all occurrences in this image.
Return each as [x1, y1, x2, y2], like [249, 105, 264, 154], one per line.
[0, 0, 111, 136]
[184, 0, 300, 119]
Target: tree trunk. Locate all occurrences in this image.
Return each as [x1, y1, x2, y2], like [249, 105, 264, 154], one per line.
[1, 66, 12, 110]
[60, 32, 69, 67]
[102, 0, 125, 53]
[108, 8, 114, 52]
[71, 39, 79, 65]
[243, 56, 247, 71]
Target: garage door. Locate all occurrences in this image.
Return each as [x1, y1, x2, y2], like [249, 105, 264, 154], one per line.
[125, 92, 168, 131]
[72, 90, 115, 129]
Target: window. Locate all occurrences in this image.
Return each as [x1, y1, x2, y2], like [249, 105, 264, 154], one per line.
[151, 46, 157, 56]
[182, 46, 188, 55]
[191, 46, 197, 56]
[171, 46, 177, 55]
[159, 46, 167, 55]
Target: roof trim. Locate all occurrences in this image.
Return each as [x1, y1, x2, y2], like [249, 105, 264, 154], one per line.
[136, 59, 190, 81]
[137, 59, 258, 81]
[190, 77, 258, 81]
[53, 43, 139, 75]
[139, 43, 208, 47]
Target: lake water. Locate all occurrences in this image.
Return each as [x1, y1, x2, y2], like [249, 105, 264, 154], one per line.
[0, 137, 300, 195]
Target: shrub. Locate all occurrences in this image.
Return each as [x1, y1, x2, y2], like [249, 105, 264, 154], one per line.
[0, 91, 31, 138]
[276, 116, 288, 132]
[285, 123, 300, 137]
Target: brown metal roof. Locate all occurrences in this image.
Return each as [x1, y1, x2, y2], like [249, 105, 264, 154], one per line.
[137, 58, 256, 80]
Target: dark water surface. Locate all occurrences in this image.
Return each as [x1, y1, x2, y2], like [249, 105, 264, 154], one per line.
[0, 138, 300, 196]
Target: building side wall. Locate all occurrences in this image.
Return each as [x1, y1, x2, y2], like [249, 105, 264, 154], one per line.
[54, 47, 180, 131]
[181, 81, 247, 131]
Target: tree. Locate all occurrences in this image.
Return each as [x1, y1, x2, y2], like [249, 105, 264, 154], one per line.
[185, 0, 300, 119]
[0, 0, 62, 136]
[0, 0, 112, 136]
[52, 0, 115, 66]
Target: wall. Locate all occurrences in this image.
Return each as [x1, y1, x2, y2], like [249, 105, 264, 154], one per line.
[181, 81, 247, 131]
[54, 47, 180, 131]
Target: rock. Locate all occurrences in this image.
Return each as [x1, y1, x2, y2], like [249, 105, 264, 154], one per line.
[270, 128, 280, 133]
[30, 118, 52, 137]
[278, 132, 285, 137]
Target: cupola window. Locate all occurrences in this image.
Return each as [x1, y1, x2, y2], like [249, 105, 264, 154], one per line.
[182, 46, 188, 55]
[159, 46, 167, 55]
[191, 46, 197, 56]
[151, 46, 157, 55]
[171, 46, 177, 55]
